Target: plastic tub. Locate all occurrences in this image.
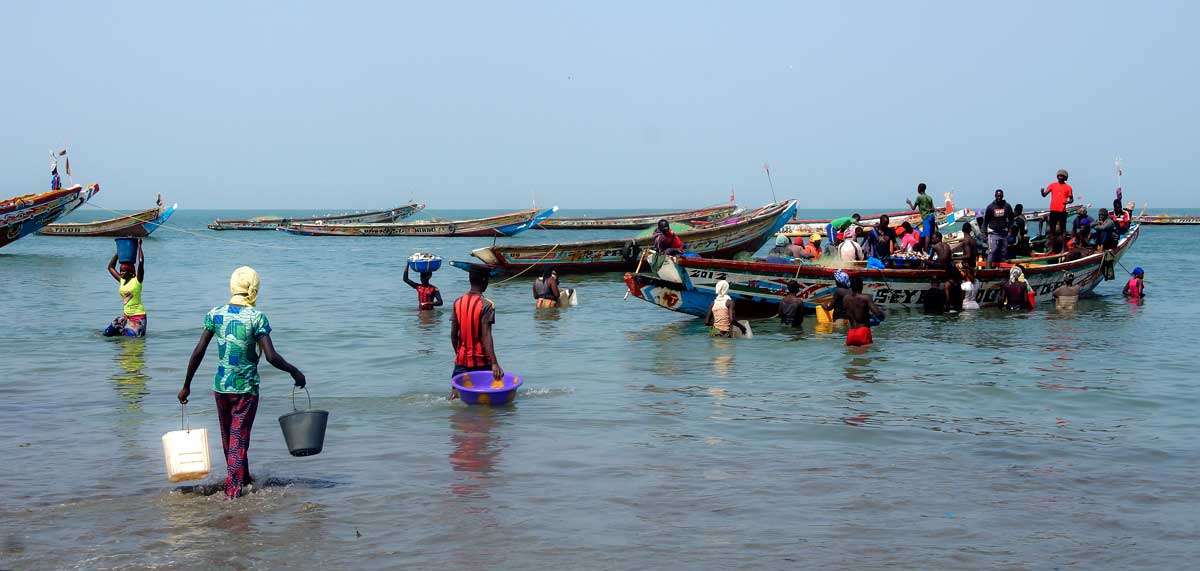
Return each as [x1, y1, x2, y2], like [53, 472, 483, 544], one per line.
[408, 253, 443, 273]
[452, 371, 522, 406]
[115, 238, 138, 263]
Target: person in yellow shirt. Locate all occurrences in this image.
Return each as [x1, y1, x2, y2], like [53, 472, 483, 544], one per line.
[104, 239, 147, 337]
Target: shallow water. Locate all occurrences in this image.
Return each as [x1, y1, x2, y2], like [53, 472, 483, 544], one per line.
[1, 208, 1196, 570]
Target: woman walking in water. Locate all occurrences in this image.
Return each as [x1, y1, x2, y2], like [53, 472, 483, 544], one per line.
[104, 240, 147, 337]
[177, 266, 307, 499]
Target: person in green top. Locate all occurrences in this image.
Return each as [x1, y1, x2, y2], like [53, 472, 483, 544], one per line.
[104, 239, 147, 337]
[178, 266, 306, 499]
[906, 183, 937, 252]
[825, 213, 861, 247]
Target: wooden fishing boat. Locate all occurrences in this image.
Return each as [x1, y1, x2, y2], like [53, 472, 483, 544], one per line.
[40, 199, 176, 237]
[1135, 214, 1200, 225]
[207, 203, 425, 230]
[466, 201, 797, 275]
[535, 204, 739, 230]
[1, 184, 100, 249]
[625, 223, 1140, 316]
[278, 207, 558, 237]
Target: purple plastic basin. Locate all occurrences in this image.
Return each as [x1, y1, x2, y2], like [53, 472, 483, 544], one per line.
[451, 371, 523, 406]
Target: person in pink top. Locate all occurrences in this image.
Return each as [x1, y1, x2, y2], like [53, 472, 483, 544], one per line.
[898, 222, 920, 252]
[1123, 267, 1146, 298]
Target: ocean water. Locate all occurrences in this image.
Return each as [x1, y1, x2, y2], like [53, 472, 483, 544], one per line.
[0, 207, 1197, 570]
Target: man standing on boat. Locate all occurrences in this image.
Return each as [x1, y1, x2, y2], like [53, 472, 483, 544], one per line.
[906, 183, 936, 252]
[50, 152, 61, 191]
[983, 189, 1014, 269]
[1041, 169, 1074, 254]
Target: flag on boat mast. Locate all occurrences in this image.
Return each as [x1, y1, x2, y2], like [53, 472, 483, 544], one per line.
[729, 186, 735, 203]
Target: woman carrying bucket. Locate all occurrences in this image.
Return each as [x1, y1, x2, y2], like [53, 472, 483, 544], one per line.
[104, 239, 147, 337]
[177, 266, 307, 499]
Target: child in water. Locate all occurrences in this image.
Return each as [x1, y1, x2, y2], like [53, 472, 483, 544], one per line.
[403, 265, 443, 310]
[178, 266, 307, 499]
[1123, 267, 1146, 299]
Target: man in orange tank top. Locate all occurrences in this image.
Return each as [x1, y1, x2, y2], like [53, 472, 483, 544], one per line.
[1041, 168, 1074, 253]
[449, 267, 503, 399]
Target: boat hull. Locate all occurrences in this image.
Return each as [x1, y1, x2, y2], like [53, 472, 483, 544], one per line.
[536, 204, 738, 230]
[278, 207, 556, 237]
[470, 201, 797, 274]
[40, 202, 177, 237]
[1136, 215, 1200, 225]
[208, 203, 425, 230]
[1, 184, 100, 249]
[626, 224, 1141, 316]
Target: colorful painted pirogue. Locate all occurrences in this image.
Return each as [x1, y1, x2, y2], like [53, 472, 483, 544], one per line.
[1, 184, 100, 249]
[467, 201, 797, 274]
[207, 203, 425, 230]
[535, 204, 739, 230]
[1135, 214, 1200, 225]
[278, 207, 558, 237]
[40, 199, 176, 237]
[625, 224, 1140, 316]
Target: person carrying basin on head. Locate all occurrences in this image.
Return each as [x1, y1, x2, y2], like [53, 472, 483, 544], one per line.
[450, 266, 504, 400]
[104, 239, 147, 337]
[533, 266, 561, 308]
[178, 266, 307, 499]
[403, 265, 443, 311]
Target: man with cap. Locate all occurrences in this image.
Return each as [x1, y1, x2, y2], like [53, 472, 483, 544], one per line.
[1123, 267, 1146, 299]
[1041, 169, 1074, 254]
[804, 233, 823, 259]
[982, 189, 1014, 269]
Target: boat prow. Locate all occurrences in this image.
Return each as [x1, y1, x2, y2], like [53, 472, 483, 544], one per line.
[2, 184, 100, 248]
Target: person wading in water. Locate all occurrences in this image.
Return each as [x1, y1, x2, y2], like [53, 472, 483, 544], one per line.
[450, 267, 504, 399]
[178, 266, 307, 499]
[403, 265, 443, 311]
[843, 276, 885, 347]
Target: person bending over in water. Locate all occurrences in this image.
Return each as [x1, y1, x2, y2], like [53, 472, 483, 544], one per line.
[403, 265, 443, 311]
[450, 268, 504, 399]
[178, 266, 306, 499]
[1053, 272, 1080, 310]
[705, 280, 747, 337]
[104, 239, 147, 337]
[533, 266, 561, 308]
[778, 280, 804, 328]
[843, 276, 884, 347]
[1123, 267, 1146, 299]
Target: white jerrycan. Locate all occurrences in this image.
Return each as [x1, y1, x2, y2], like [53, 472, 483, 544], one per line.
[162, 405, 211, 482]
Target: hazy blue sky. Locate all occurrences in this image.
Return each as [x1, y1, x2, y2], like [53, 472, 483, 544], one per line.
[3, 1, 1196, 210]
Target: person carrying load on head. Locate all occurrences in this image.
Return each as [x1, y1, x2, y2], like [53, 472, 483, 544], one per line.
[533, 266, 561, 308]
[403, 264, 443, 311]
[906, 183, 937, 252]
[104, 239, 147, 337]
[178, 266, 307, 499]
[450, 267, 504, 399]
[1041, 169, 1074, 254]
[652, 219, 685, 255]
[705, 280, 747, 337]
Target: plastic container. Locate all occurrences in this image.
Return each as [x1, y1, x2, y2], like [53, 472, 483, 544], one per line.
[162, 406, 211, 482]
[452, 371, 522, 406]
[816, 306, 834, 324]
[278, 387, 329, 457]
[408, 253, 442, 273]
[115, 237, 138, 263]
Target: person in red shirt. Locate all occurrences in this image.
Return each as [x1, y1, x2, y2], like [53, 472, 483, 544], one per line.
[1041, 168, 1074, 253]
[403, 265, 443, 311]
[653, 219, 685, 254]
[449, 268, 503, 399]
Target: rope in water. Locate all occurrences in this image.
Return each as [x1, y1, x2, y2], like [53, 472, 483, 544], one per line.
[495, 244, 560, 284]
[83, 202, 301, 250]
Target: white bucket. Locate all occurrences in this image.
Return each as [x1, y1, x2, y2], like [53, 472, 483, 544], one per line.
[162, 406, 210, 482]
[557, 288, 579, 308]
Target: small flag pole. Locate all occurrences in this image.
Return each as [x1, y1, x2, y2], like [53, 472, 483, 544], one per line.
[763, 162, 777, 203]
[1115, 156, 1123, 200]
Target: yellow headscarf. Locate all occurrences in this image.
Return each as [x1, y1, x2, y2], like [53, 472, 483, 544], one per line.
[229, 266, 260, 306]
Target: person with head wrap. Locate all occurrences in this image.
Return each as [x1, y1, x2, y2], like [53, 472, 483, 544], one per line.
[999, 266, 1033, 310]
[1053, 271, 1081, 310]
[1123, 267, 1146, 299]
[178, 266, 307, 499]
[838, 225, 865, 262]
[823, 269, 853, 319]
[767, 234, 808, 261]
[705, 280, 746, 337]
[1042, 168, 1075, 253]
[103, 239, 147, 337]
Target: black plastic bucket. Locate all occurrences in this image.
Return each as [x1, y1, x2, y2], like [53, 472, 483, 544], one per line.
[278, 388, 328, 457]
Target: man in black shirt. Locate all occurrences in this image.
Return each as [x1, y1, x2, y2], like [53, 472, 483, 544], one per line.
[983, 189, 1014, 269]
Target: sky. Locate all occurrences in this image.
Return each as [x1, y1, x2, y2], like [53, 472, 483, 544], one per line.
[2, 1, 1197, 210]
